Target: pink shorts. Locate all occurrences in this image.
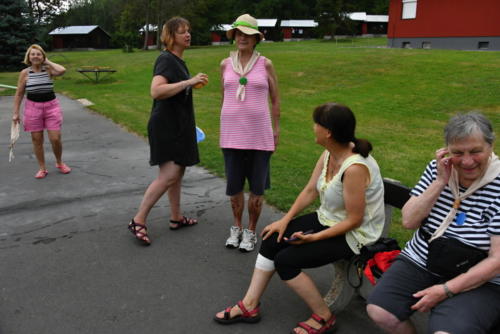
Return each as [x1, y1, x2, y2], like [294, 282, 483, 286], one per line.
[23, 98, 63, 132]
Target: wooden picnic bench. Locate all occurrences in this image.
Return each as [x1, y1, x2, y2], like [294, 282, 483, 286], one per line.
[77, 66, 116, 83]
[324, 178, 411, 312]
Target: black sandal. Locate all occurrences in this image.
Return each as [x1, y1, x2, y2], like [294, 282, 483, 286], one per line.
[128, 219, 151, 245]
[169, 216, 198, 230]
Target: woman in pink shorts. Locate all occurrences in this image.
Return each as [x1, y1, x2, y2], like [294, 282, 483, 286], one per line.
[12, 44, 71, 179]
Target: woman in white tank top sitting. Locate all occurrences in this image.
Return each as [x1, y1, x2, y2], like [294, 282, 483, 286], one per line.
[214, 102, 385, 334]
[12, 44, 71, 179]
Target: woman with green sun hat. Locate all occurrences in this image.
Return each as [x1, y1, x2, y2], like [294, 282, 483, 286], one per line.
[219, 13, 281, 252]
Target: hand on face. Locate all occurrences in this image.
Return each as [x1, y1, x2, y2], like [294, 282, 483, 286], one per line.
[435, 147, 452, 185]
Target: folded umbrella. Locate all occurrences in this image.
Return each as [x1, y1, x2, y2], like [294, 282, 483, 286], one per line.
[9, 121, 20, 162]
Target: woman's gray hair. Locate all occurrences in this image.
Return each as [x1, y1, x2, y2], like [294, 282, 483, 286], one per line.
[444, 112, 495, 145]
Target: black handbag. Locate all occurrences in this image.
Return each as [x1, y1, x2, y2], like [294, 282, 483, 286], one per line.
[426, 236, 487, 280]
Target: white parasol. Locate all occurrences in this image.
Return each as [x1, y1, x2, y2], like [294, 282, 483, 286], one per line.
[9, 121, 20, 162]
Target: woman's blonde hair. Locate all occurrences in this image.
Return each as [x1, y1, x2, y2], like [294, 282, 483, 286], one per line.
[23, 44, 46, 65]
[160, 17, 190, 51]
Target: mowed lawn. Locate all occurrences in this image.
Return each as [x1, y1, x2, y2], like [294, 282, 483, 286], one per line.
[1, 38, 499, 242]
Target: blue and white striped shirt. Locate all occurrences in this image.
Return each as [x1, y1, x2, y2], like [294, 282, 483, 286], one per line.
[401, 159, 500, 285]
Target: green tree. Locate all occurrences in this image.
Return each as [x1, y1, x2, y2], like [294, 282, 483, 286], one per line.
[26, 0, 64, 25]
[0, 0, 36, 71]
[316, 0, 343, 37]
[180, 0, 228, 45]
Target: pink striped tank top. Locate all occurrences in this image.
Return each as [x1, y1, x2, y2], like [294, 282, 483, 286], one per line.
[220, 56, 275, 151]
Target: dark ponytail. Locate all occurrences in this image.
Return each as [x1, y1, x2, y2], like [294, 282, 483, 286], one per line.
[352, 137, 373, 158]
[313, 103, 373, 157]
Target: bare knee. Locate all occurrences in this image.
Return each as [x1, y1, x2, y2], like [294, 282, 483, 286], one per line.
[31, 132, 44, 146]
[157, 162, 184, 187]
[157, 173, 181, 189]
[248, 193, 263, 209]
[367, 304, 405, 332]
[49, 136, 61, 147]
[47, 130, 61, 143]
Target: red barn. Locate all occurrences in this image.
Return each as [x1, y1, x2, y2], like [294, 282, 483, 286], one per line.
[388, 0, 500, 50]
[49, 25, 110, 50]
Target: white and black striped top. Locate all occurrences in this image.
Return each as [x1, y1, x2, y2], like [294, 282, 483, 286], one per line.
[25, 67, 56, 102]
[401, 159, 500, 285]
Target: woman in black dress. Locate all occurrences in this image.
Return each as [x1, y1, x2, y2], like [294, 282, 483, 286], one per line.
[128, 17, 208, 245]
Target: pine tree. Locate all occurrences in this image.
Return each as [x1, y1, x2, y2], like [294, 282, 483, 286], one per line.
[0, 0, 35, 71]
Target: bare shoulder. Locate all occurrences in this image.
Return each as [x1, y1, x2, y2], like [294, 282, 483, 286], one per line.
[344, 163, 370, 184]
[18, 68, 29, 82]
[315, 150, 328, 168]
[265, 58, 274, 69]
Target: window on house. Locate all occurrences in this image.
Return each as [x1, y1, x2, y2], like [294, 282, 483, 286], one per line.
[422, 42, 431, 49]
[478, 42, 489, 50]
[402, 42, 411, 48]
[402, 0, 417, 19]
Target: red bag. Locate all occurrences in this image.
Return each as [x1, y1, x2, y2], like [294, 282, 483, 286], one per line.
[363, 250, 401, 285]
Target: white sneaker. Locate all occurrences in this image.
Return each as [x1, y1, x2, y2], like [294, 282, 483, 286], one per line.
[239, 229, 257, 252]
[225, 226, 242, 248]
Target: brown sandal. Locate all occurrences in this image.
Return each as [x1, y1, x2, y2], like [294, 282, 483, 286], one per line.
[128, 219, 151, 246]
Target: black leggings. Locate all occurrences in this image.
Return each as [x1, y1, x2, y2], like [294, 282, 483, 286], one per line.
[259, 212, 355, 280]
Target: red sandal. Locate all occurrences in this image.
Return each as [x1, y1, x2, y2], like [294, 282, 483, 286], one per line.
[291, 313, 336, 334]
[169, 216, 198, 230]
[213, 300, 261, 324]
[128, 219, 151, 246]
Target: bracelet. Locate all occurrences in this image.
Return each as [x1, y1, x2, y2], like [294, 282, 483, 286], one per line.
[443, 283, 455, 298]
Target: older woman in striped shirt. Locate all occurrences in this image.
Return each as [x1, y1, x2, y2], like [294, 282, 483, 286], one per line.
[12, 44, 71, 179]
[367, 112, 500, 334]
[219, 14, 280, 252]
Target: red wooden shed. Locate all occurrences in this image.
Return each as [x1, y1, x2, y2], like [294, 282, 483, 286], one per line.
[388, 0, 500, 50]
[49, 26, 110, 50]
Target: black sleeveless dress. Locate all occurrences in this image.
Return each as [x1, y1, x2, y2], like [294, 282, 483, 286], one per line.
[148, 51, 199, 167]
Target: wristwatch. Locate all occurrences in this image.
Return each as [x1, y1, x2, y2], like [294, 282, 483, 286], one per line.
[443, 283, 455, 298]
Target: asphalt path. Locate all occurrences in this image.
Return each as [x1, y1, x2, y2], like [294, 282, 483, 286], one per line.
[0, 94, 424, 334]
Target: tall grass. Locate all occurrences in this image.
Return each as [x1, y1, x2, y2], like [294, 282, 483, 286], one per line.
[1, 38, 499, 242]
